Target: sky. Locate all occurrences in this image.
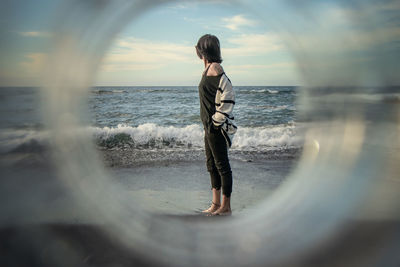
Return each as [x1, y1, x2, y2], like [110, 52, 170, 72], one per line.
[1, 0, 399, 86]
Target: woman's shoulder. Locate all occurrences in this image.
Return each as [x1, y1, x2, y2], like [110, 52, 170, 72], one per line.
[207, 63, 224, 76]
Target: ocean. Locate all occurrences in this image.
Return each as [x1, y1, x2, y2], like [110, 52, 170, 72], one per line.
[0, 85, 302, 218]
[0, 86, 302, 160]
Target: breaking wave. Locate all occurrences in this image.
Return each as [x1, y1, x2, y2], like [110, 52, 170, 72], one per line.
[92, 123, 302, 151]
[239, 88, 296, 94]
[1, 123, 303, 154]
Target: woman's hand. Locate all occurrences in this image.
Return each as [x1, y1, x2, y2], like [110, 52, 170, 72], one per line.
[212, 123, 221, 131]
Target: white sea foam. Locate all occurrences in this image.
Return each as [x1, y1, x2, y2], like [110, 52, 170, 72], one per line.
[91, 89, 127, 94]
[248, 89, 279, 94]
[0, 123, 303, 153]
[91, 123, 303, 151]
[232, 125, 302, 151]
[266, 89, 279, 94]
[91, 123, 205, 149]
[255, 105, 296, 111]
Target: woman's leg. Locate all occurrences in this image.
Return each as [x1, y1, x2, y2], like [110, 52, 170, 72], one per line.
[207, 131, 232, 198]
[202, 133, 222, 213]
[206, 130, 233, 215]
[204, 133, 222, 191]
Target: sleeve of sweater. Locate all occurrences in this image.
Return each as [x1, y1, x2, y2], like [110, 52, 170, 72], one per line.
[212, 73, 235, 127]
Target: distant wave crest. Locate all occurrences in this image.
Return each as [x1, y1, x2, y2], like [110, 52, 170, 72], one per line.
[240, 88, 293, 94]
[92, 89, 128, 94]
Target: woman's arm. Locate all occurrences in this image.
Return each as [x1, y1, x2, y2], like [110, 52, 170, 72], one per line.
[212, 74, 235, 127]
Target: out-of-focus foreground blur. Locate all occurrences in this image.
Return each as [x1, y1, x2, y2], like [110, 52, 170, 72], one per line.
[0, 0, 399, 266]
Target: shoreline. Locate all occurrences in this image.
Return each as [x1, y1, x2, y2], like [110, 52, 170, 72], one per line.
[98, 146, 302, 168]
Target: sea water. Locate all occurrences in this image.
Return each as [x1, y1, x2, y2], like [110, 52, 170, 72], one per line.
[0, 86, 301, 158]
[90, 86, 300, 152]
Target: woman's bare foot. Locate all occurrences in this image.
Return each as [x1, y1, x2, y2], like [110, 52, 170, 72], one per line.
[211, 194, 231, 216]
[211, 206, 232, 216]
[202, 202, 220, 214]
[202, 188, 221, 214]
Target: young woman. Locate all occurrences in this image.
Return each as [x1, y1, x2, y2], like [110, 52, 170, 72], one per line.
[196, 34, 236, 216]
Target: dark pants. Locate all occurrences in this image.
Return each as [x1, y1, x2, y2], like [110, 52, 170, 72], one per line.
[204, 127, 233, 197]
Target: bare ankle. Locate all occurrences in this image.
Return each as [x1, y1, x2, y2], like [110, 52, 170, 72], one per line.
[212, 201, 220, 207]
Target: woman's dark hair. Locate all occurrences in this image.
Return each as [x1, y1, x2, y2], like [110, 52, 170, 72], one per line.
[196, 34, 223, 63]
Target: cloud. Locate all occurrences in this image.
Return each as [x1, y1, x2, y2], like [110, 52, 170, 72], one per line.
[224, 33, 284, 57]
[101, 32, 287, 73]
[281, 3, 400, 53]
[20, 53, 47, 75]
[101, 37, 195, 72]
[225, 62, 301, 85]
[19, 31, 50, 38]
[167, 2, 198, 10]
[285, 0, 400, 51]
[379, 0, 400, 11]
[277, 1, 400, 86]
[221, 15, 257, 31]
[228, 62, 296, 71]
[98, 31, 295, 85]
[101, 32, 286, 73]
[101, 63, 165, 72]
[226, 62, 297, 77]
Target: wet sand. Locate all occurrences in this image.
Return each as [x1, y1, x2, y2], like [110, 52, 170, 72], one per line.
[0, 147, 300, 223]
[108, 157, 297, 215]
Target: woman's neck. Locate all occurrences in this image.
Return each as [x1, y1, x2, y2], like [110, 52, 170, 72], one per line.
[203, 59, 211, 69]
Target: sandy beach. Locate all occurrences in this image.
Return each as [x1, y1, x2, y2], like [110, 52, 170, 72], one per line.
[2, 148, 398, 267]
[0, 146, 301, 223]
[0, 146, 302, 266]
